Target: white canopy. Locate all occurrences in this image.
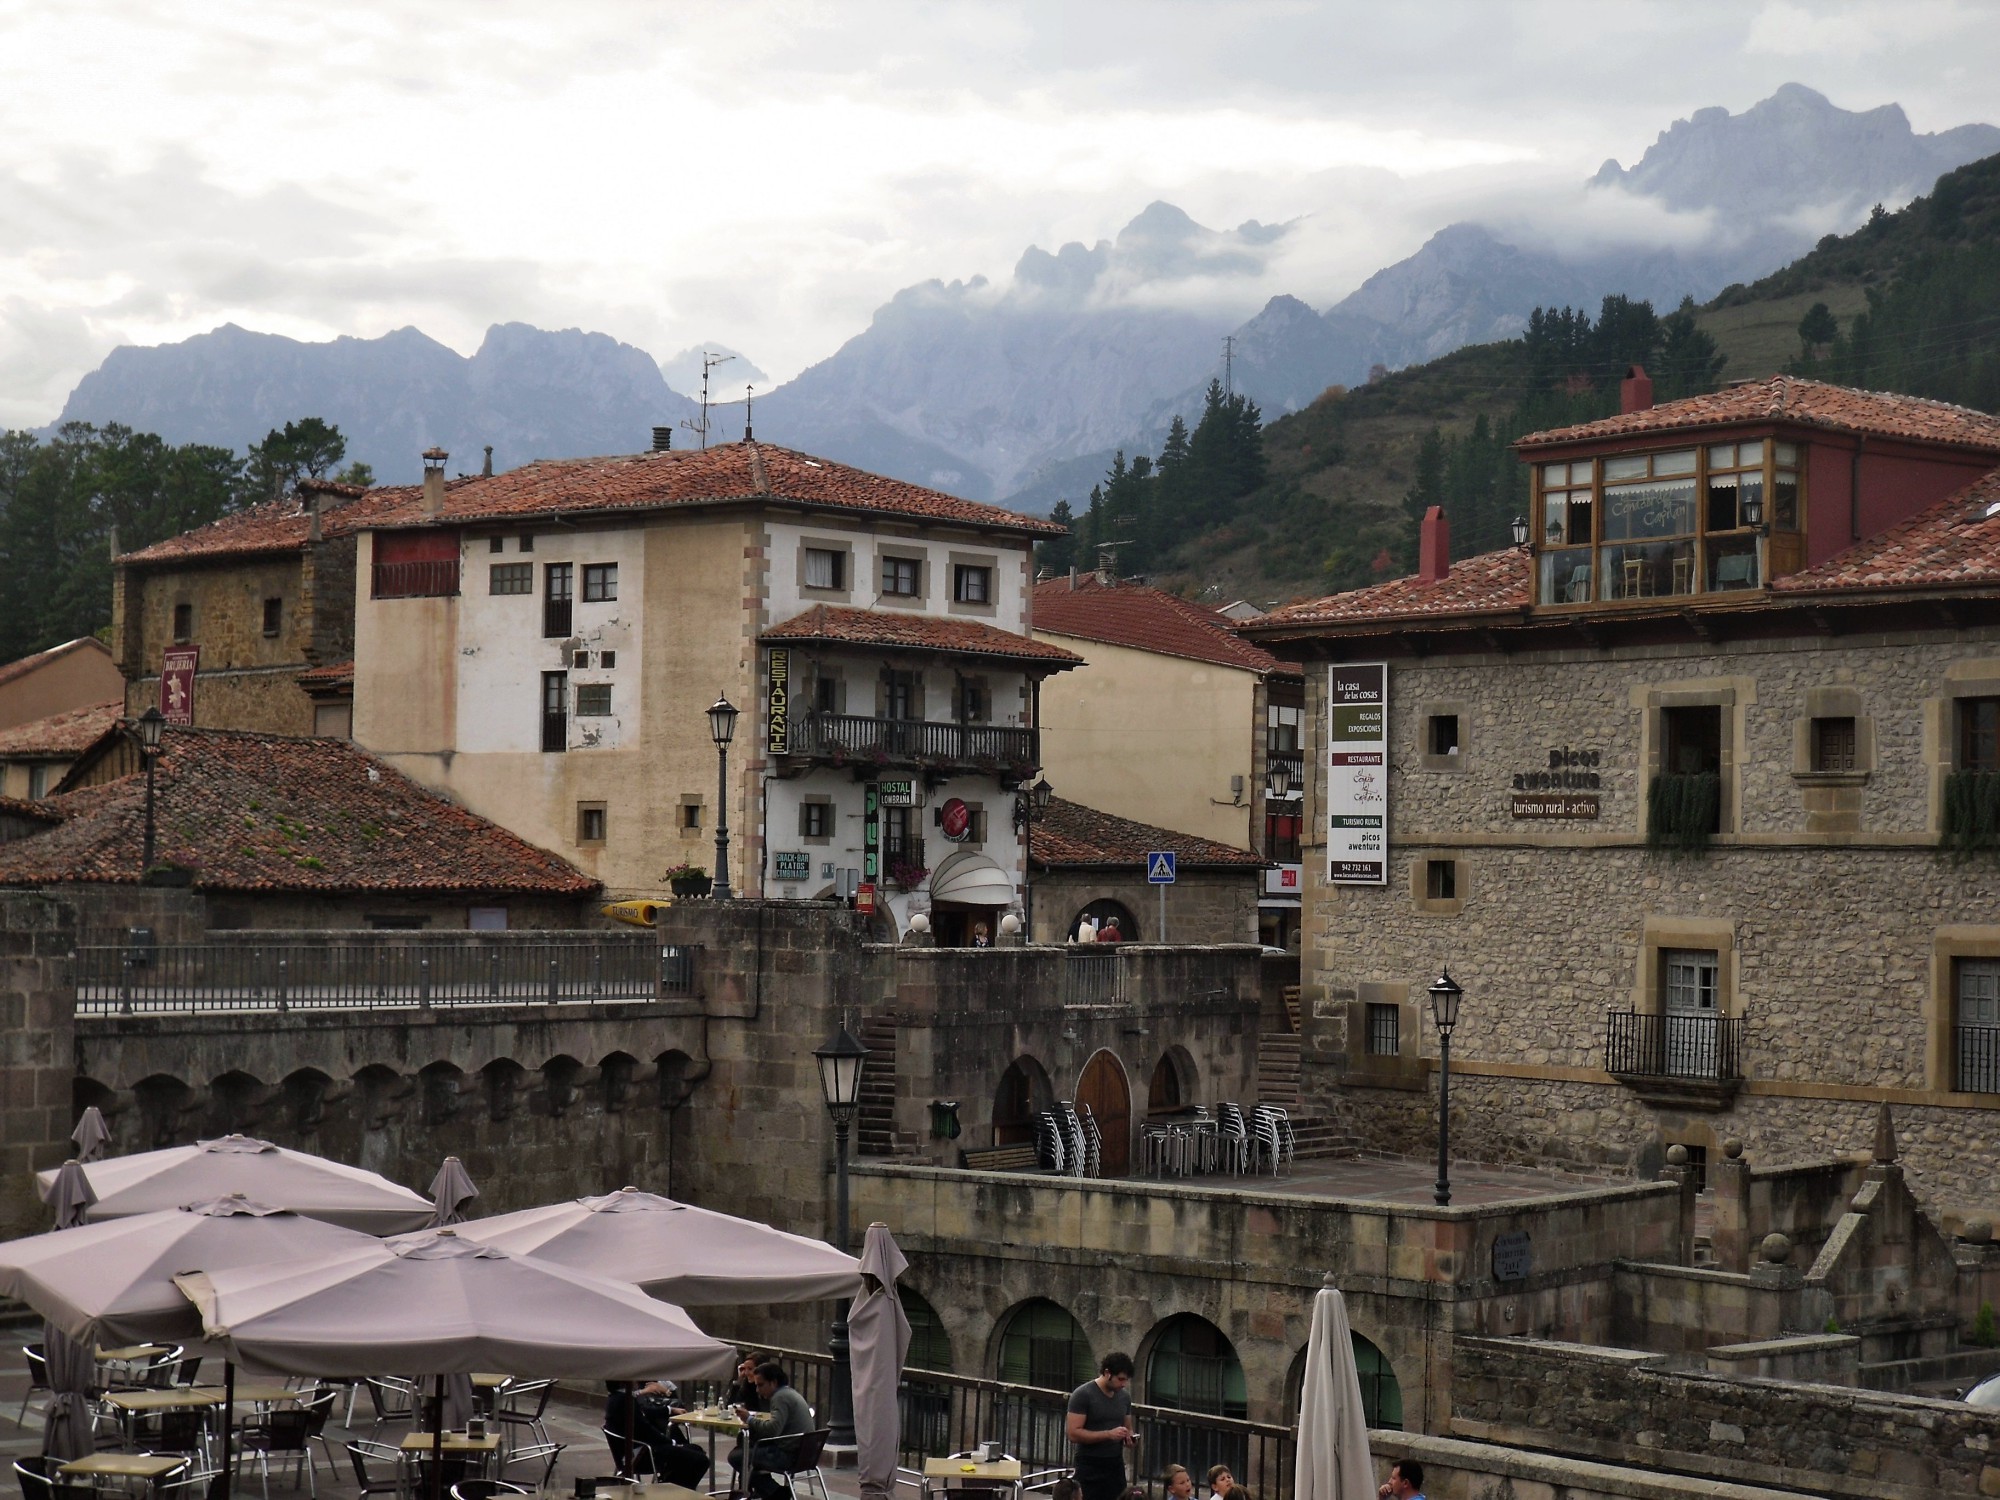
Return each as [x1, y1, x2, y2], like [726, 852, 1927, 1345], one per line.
[927, 849, 1012, 906]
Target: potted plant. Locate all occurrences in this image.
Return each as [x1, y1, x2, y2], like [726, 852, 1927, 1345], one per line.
[888, 858, 929, 892]
[661, 862, 713, 898]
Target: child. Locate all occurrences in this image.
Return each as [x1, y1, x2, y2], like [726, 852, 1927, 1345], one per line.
[1207, 1465, 1249, 1500]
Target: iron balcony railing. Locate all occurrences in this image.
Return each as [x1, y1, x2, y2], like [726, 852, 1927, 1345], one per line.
[1062, 948, 1124, 1008]
[1958, 1025, 2000, 1094]
[1605, 1009, 1744, 1082]
[688, 1344, 1299, 1500]
[71, 935, 699, 1017]
[783, 712, 1037, 770]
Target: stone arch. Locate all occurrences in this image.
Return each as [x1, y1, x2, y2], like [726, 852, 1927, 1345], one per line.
[354, 1064, 412, 1131]
[898, 1284, 953, 1372]
[655, 1050, 698, 1110]
[1069, 898, 1139, 942]
[209, 1070, 271, 1136]
[1282, 1329, 1404, 1431]
[1147, 1045, 1198, 1113]
[1075, 1049, 1131, 1176]
[481, 1058, 526, 1124]
[597, 1050, 642, 1113]
[418, 1061, 465, 1128]
[990, 1296, 1094, 1390]
[992, 1055, 1054, 1147]
[133, 1073, 195, 1150]
[1141, 1312, 1247, 1418]
[539, 1054, 585, 1117]
[279, 1069, 335, 1133]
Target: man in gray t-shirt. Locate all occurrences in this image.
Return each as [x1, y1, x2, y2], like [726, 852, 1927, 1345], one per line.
[1065, 1352, 1136, 1500]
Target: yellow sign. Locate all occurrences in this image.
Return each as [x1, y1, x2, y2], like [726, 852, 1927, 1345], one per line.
[601, 899, 663, 928]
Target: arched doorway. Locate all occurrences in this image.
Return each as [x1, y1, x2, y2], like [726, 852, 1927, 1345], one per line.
[900, 1285, 955, 1453]
[1069, 898, 1139, 942]
[996, 1298, 1094, 1390]
[993, 1056, 1052, 1146]
[1145, 1314, 1249, 1476]
[1284, 1332, 1403, 1430]
[1147, 1046, 1196, 1114]
[1076, 1049, 1131, 1176]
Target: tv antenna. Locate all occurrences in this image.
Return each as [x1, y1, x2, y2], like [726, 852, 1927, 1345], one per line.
[744, 384, 755, 442]
[1222, 333, 1236, 396]
[680, 351, 736, 450]
[1094, 539, 1135, 579]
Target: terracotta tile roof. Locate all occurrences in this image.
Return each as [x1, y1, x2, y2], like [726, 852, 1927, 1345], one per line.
[1030, 797, 1265, 870]
[0, 729, 595, 896]
[0, 798, 63, 827]
[761, 604, 1084, 666]
[0, 701, 122, 759]
[0, 637, 113, 691]
[1032, 577, 1300, 676]
[297, 660, 355, 694]
[1774, 467, 2000, 595]
[1518, 376, 2000, 455]
[116, 493, 377, 565]
[1248, 548, 1531, 631]
[358, 441, 1065, 537]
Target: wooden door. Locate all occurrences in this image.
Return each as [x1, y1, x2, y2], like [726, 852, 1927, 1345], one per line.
[1076, 1050, 1131, 1177]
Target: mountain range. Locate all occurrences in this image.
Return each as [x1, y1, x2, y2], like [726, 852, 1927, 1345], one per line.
[45, 85, 2000, 501]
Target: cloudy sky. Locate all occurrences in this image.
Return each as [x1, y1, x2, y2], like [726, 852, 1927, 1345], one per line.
[0, 0, 1996, 426]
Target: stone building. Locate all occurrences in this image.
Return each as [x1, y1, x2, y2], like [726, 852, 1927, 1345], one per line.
[110, 478, 365, 735]
[1027, 795, 1265, 946]
[1033, 575, 1306, 948]
[0, 700, 120, 799]
[0, 637, 123, 732]
[1242, 375, 2000, 1222]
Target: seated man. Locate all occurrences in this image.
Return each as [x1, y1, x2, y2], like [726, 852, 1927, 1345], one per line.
[605, 1380, 711, 1489]
[733, 1362, 812, 1500]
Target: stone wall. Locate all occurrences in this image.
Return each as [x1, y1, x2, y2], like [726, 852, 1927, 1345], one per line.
[0, 893, 78, 1240]
[1450, 1334, 2000, 1498]
[1029, 869, 1261, 946]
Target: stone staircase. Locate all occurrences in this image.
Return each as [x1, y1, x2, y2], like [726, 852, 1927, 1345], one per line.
[1256, 1031, 1301, 1106]
[856, 1015, 899, 1156]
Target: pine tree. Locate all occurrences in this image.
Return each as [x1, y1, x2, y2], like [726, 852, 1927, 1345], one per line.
[1037, 501, 1078, 577]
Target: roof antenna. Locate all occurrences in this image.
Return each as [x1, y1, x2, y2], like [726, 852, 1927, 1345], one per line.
[744, 384, 754, 443]
[680, 350, 736, 451]
[1222, 333, 1236, 397]
[1094, 539, 1133, 585]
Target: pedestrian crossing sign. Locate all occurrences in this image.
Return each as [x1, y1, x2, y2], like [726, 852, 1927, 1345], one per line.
[1146, 850, 1177, 885]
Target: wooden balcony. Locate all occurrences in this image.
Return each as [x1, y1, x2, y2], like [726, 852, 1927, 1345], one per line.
[779, 712, 1038, 775]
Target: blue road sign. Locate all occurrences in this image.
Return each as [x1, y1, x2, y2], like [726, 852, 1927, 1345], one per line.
[1146, 850, 1177, 885]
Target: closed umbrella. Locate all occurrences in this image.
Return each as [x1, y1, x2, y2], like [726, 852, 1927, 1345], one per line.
[428, 1157, 479, 1228]
[848, 1223, 912, 1500]
[456, 1186, 861, 1304]
[1293, 1277, 1375, 1500]
[40, 1162, 97, 1461]
[71, 1107, 111, 1163]
[36, 1134, 432, 1233]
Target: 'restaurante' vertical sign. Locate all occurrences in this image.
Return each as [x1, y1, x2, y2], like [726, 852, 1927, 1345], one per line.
[1326, 663, 1388, 885]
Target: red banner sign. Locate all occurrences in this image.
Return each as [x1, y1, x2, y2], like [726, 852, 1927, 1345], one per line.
[939, 797, 971, 841]
[160, 646, 199, 726]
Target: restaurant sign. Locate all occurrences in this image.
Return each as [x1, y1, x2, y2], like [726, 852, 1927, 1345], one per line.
[160, 646, 199, 726]
[1326, 663, 1387, 885]
[766, 649, 791, 755]
[773, 850, 811, 883]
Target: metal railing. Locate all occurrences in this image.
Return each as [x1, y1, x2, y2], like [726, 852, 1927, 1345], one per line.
[1605, 1010, 1743, 1082]
[691, 1345, 1296, 1500]
[371, 559, 460, 599]
[1063, 949, 1124, 1008]
[72, 935, 698, 1016]
[1958, 1025, 2000, 1094]
[784, 713, 1037, 770]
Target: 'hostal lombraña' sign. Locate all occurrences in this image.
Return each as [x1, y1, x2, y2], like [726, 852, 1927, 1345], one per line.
[1326, 663, 1387, 885]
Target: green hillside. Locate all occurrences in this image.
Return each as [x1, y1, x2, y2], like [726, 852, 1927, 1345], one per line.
[1067, 150, 2000, 607]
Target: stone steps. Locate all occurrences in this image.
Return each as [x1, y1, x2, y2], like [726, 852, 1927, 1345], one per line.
[1258, 1031, 1302, 1108]
[856, 1016, 898, 1156]
[1288, 1115, 1360, 1160]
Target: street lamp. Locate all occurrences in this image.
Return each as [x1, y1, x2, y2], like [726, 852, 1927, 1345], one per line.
[1428, 967, 1464, 1207]
[706, 695, 739, 900]
[1510, 515, 1530, 549]
[1013, 777, 1054, 940]
[1267, 759, 1294, 800]
[1740, 487, 1765, 530]
[814, 1025, 870, 1449]
[127, 707, 167, 871]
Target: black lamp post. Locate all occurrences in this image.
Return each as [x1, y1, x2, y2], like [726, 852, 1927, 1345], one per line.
[814, 1026, 869, 1449]
[1429, 967, 1463, 1206]
[706, 694, 739, 900]
[1267, 760, 1293, 800]
[129, 707, 166, 871]
[1510, 514, 1530, 548]
[1013, 777, 1054, 940]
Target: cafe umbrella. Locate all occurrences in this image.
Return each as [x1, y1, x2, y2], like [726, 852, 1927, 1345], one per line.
[847, 1223, 912, 1500]
[1293, 1276, 1375, 1500]
[38, 1161, 97, 1461]
[70, 1106, 111, 1163]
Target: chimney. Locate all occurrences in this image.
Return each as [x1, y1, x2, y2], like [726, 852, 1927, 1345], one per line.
[481, 445, 493, 477]
[1620, 364, 1654, 415]
[652, 426, 674, 453]
[1418, 505, 1450, 584]
[421, 447, 448, 515]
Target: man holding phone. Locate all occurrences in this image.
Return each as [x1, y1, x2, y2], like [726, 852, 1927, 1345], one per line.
[1065, 1352, 1137, 1500]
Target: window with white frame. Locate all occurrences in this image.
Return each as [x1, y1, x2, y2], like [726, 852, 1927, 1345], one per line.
[804, 548, 846, 590]
[1957, 959, 2000, 1094]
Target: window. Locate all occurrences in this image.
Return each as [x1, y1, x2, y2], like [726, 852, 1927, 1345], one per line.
[518, 533, 534, 552]
[1662, 948, 1722, 1079]
[958, 678, 989, 723]
[1961, 697, 2000, 773]
[804, 548, 846, 590]
[27, 764, 50, 800]
[1427, 714, 1459, 757]
[881, 553, 921, 597]
[1146, 1315, 1248, 1420]
[1425, 859, 1456, 900]
[577, 804, 607, 843]
[952, 563, 991, 604]
[598, 650, 615, 669]
[582, 563, 617, 602]
[541, 672, 567, 753]
[173, 604, 192, 642]
[814, 676, 840, 714]
[997, 1300, 1092, 1390]
[680, 801, 702, 832]
[489, 536, 505, 554]
[544, 563, 573, 637]
[1651, 703, 1724, 843]
[490, 563, 532, 595]
[575, 684, 612, 716]
[366, 915, 429, 930]
[1812, 716, 1857, 773]
[372, 531, 461, 598]
[1958, 959, 2000, 1094]
[800, 801, 831, 840]
[885, 671, 920, 721]
[899, 1286, 953, 1373]
[1351, 1333, 1403, 1430]
[882, 805, 916, 863]
[1265, 809, 1302, 863]
[262, 597, 282, 636]
[1365, 1003, 1400, 1057]
[1268, 703, 1302, 754]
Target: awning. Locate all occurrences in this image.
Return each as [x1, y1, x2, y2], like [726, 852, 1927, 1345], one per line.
[927, 849, 1014, 906]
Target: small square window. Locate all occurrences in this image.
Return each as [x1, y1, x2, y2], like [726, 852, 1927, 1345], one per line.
[262, 598, 282, 636]
[881, 554, 921, 597]
[173, 603, 192, 642]
[582, 563, 618, 602]
[1812, 716, 1857, 773]
[489, 537, 505, 554]
[575, 684, 613, 716]
[1426, 859, 1456, 901]
[680, 802, 702, 831]
[1428, 715, 1460, 757]
[801, 802, 831, 839]
[577, 804, 607, 843]
[953, 564, 991, 604]
[518, 534, 534, 552]
[1365, 1002, 1400, 1056]
[804, 548, 847, 590]
[490, 563, 532, 595]
[599, 650, 616, 669]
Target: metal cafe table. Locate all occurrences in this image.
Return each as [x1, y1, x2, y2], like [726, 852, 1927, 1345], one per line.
[672, 1407, 748, 1495]
[921, 1456, 1025, 1500]
[60, 1453, 186, 1498]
